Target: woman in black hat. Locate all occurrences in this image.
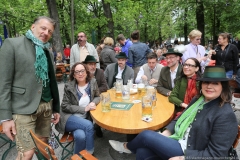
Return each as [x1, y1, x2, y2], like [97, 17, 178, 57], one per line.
[109, 66, 238, 160]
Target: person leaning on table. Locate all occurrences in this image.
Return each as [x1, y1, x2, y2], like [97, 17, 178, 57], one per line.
[55, 62, 100, 155]
[109, 66, 238, 160]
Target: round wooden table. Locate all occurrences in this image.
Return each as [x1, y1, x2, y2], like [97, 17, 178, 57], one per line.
[90, 89, 175, 134]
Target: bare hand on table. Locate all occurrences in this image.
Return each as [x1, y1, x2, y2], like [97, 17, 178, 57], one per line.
[149, 79, 158, 85]
[85, 102, 96, 111]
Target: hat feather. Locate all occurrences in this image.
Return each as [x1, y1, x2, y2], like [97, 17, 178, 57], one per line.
[174, 44, 187, 54]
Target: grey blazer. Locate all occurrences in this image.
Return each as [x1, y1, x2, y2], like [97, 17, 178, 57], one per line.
[166, 97, 238, 159]
[0, 36, 60, 120]
[156, 64, 182, 96]
[55, 78, 100, 134]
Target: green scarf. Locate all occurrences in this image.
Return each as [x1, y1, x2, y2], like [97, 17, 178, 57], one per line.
[169, 96, 205, 140]
[25, 30, 50, 87]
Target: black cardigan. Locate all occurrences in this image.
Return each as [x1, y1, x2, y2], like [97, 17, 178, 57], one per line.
[211, 44, 239, 74]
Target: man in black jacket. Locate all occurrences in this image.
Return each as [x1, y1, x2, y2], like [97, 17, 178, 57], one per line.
[232, 37, 240, 53]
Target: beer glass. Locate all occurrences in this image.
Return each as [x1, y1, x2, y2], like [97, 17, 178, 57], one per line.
[137, 83, 146, 99]
[122, 85, 130, 102]
[142, 96, 152, 118]
[147, 86, 157, 110]
[100, 92, 111, 112]
[115, 79, 123, 98]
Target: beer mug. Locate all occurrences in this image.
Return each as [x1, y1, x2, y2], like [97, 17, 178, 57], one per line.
[142, 96, 152, 118]
[122, 85, 130, 102]
[147, 86, 157, 110]
[100, 92, 111, 112]
[137, 83, 146, 99]
[115, 79, 123, 98]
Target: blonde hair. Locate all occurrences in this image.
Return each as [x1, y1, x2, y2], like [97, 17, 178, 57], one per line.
[56, 52, 62, 61]
[188, 29, 202, 40]
[104, 37, 114, 46]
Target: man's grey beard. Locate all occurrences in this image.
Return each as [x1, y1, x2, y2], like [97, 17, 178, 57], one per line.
[90, 70, 96, 75]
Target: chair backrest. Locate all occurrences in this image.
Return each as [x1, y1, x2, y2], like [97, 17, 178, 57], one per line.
[29, 130, 57, 160]
[233, 125, 240, 149]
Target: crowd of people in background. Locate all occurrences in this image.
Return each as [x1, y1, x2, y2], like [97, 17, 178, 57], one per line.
[0, 15, 239, 160]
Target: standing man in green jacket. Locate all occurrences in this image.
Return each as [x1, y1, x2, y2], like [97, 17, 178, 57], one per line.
[0, 16, 60, 160]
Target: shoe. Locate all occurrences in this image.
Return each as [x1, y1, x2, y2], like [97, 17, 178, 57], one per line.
[109, 140, 131, 154]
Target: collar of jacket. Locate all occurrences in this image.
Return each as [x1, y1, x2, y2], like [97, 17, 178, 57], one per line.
[189, 96, 221, 109]
[104, 45, 114, 50]
[76, 82, 91, 100]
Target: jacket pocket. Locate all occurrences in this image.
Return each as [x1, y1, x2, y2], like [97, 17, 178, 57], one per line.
[11, 86, 26, 94]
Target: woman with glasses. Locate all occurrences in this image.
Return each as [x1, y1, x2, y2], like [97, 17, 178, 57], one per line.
[169, 58, 201, 112]
[109, 66, 237, 159]
[56, 62, 100, 154]
[182, 29, 207, 68]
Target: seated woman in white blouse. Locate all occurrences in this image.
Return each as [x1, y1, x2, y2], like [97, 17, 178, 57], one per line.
[56, 62, 100, 155]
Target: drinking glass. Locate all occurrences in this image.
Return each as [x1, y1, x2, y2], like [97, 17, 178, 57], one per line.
[147, 86, 157, 110]
[137, 83, 146, 99]
[115, 79, 123, 98]
[142, 96, 152, 118]
[122, 85, 130, 102]
[100, 92, 111, 112]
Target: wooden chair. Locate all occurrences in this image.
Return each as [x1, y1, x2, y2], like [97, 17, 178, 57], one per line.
[0, 124, 16, 160]
[55, 132, 74, 159]
[229, 125, 240, 158]
[30, 130, 97, 160]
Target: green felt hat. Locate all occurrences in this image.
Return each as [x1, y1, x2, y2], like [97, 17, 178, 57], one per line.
[82, 55, 99, 63]
[162, 48, 183, 57]
[197, 66, 229, 81]
[115, 52, 128, 59]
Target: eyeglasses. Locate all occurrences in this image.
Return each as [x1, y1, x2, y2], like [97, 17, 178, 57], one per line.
[165, 56, 176, 60]
[183, 63, 196, 68]
[74, 69, 86, 75]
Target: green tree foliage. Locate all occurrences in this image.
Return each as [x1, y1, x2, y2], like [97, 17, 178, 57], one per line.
[1, 0, 240, 48]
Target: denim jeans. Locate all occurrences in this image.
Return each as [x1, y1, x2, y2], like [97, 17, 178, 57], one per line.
[127, 130, 184, 160]
[65, 115, 94, 154]
[226, 70, 233, 78]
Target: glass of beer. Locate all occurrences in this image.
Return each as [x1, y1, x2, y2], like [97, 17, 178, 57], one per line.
[115, 79, 123, 98]
[142, 96, 152, 118]
[100, 92, 111, 112]
[147, 87, 157, 110]
[137, 83, 146, 99]
[122, 85, 130, 102]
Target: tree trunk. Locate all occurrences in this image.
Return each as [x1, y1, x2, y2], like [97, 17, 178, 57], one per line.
[102, 0, 114, 39]
[184, 8, 188, 45]
[46, 0, 63, 54]
[196, 0, 205, 45]
[70, 0, 75, 46]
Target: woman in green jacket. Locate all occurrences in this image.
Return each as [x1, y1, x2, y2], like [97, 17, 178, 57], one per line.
[169, 58, 201, 112]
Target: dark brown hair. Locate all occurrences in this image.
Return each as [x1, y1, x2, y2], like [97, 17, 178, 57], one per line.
[180, 58, 202, 79]
[146, 52, 158, 60]
[198, 81, 231, 107]
[69, 62, 91, 83]
[131, 30, 140, 40]
[116, 34, 126, 41]
[219, 32, 230, 42]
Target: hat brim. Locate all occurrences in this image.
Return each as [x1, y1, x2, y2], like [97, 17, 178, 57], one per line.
[162, 52, 183, 57]
[115, 56, 128, 59]
[197, 77, 229, 81]
[83, 61, 99, 63]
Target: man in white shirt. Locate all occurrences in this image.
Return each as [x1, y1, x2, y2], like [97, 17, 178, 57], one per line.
[135, 53, 164, 87]
[70, 32, 100, 68]
[156, 48, 183, 96]
[104, 52, 134, 88]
